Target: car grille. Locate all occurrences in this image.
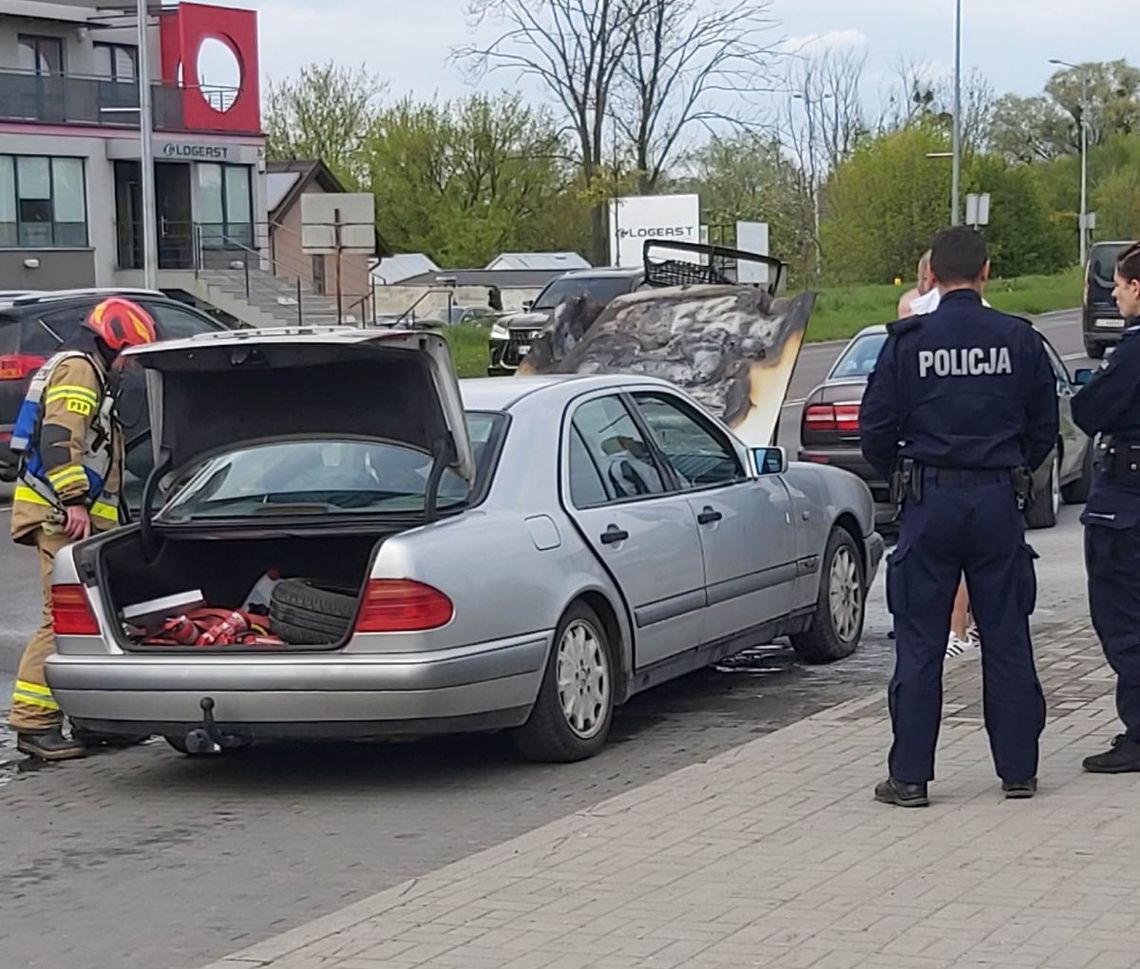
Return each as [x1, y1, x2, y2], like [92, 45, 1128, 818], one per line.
[504, 328, 542, 366]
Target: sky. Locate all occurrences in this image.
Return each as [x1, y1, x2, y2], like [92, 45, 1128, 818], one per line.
[214, 0, 1134, 113]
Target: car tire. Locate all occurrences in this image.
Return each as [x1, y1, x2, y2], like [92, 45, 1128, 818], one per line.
[791, 526, 865, 665]
[269, 579, 358, 644]
[1062, 442, 1094, 505]
[1085, 341, 1106, 360]
[512, 601, 614, 763]
[1025, 451, 1061, 529]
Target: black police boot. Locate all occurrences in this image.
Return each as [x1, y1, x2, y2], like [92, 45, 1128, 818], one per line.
[1083, 735, 1140, 773]
[874, 776, 929, 807]
[17, 727, 88, 762]
[1001, 778, 1038, 799]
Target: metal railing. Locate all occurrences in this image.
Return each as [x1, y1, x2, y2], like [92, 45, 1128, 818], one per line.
[0, 68, 250, 133]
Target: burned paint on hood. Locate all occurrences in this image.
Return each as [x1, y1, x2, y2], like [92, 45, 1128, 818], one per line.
[517, 284, 816, 447]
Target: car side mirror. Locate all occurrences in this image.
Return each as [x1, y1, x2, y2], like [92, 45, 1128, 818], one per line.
[1074, 368, 1096, 387]
[522, 300, 533, 312]
[753, 446, 787, 476]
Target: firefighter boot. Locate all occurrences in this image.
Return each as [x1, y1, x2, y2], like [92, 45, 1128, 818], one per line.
[17, 727, 88, 762]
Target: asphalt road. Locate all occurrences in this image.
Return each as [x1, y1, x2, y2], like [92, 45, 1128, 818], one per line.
[0, 308, 1099, 969]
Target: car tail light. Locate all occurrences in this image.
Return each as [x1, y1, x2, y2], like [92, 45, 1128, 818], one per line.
[803, 402, 861, 434]
[803, 403, 837, 431]
[0, 430, 9, 443]
[52, 584, 100, 635]
[356, 579, 454, 632]
[0, 354, 46, 381]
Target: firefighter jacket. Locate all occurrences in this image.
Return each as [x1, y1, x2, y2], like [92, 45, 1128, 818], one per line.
[10, 349, 124, 545]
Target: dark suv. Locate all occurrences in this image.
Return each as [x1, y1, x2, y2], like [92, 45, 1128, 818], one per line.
[1083, 241, 1133, 359]
[0, 289, 232, 484]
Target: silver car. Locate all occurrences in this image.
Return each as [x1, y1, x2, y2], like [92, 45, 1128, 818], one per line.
[46, 327, 884, 762]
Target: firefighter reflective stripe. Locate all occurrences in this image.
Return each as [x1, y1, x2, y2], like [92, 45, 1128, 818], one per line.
[91, 499, 118, 524]
[46, 464, 89, 490]
[12, 680, 59, 711]
[44, 385, 99, 407]
[13, 484, 53, 508]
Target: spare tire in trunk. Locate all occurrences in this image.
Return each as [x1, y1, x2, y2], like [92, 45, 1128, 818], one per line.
[270, 579, 358, 645]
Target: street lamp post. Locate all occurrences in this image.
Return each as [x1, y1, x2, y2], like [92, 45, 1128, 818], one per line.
[1050, 58, 1090, 266]
[951, 0, 962, 226]
[136, 0, 158, 289]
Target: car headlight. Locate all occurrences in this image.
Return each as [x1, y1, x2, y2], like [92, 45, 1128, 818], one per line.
[491, 322, 509, 341]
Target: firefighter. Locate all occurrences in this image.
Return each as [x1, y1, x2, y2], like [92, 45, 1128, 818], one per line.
[8, 297, 157, 760]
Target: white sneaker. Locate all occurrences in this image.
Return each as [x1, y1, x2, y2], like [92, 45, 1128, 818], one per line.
[945, 632, 972, 658]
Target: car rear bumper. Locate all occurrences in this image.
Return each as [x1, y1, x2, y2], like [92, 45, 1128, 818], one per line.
[46, 632, 551, 739]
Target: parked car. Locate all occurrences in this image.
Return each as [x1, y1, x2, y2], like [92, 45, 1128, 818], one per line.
[798, 323, 1093, 529]
[46, 327, 883, 763]
[1083, 240, 1134, 359]
[0, 288, 233, 483]
[488, 268, 646, 375]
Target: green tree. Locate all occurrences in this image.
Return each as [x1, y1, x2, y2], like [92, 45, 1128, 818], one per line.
[264, 62, 384, 188]
[963, 156, 1070, 276]
[820, 126, 952, 284]
[363, 94, 587, 266]
[1092, 136, 1140, 240]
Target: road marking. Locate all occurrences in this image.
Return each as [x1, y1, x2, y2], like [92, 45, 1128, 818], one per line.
[1062, 352, 1090, 362]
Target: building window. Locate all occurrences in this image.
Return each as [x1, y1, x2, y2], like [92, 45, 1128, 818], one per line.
[0, 156, 88, 248]
[197, 163, 252, 249]
[93, 43, 138, 82]
[312, 254, 326, 294]
[17, 35, 64, 75]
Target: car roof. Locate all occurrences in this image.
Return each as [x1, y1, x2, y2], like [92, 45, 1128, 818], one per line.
[0, 290, 179, 318]
[552, 267, 644, 281]
[459, 373, 674, 411]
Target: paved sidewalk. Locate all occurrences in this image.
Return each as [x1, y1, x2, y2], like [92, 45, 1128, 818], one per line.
[201, 620, 1140, 969]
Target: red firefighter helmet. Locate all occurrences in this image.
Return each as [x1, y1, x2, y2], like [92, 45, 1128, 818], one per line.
[84, 297, 157, 352]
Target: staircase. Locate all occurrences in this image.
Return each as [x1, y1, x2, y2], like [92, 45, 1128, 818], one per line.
[190, 261, 365, 329]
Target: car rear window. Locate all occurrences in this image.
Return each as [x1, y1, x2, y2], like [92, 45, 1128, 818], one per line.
[830, 332, 888, 379]
[139, 300, 223, 340]
[1090, 244, 1128, 291]
[0, 314, 18, 355]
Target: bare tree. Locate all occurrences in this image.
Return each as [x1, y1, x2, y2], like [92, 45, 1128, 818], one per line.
[613, 0, 778, 194]
[458, 0, 643, 263]
[875, 58, 996, 152]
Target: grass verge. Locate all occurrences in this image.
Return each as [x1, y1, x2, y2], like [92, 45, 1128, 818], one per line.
[443, 267, 1085, 376]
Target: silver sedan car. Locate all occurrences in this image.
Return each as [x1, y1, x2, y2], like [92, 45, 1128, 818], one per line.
[47, 327, 883, 762]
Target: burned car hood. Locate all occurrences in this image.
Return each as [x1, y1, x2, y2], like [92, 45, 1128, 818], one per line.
[122, 327, 475, 484]
[518, 285, 815, 447]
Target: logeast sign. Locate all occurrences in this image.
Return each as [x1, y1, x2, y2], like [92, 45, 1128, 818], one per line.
[609, 194, 701, 267]
[160, 142, 231, 160]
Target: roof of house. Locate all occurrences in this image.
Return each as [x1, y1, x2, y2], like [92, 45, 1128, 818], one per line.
[484, 252, 592, 272]
[266, 159, 392, 257]
[371, 253, 441, 285]
[394, 268, 572, 290]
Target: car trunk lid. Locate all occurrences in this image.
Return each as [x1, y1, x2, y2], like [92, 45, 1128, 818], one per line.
[124, 327, 475, 518]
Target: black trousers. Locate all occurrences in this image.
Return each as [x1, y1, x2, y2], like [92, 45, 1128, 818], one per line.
[886, 471, 1046, 784]
[1085, 522, 1140, 742]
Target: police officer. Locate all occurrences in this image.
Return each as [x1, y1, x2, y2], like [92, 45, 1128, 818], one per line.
[861, 227, 1059, 806]
[8, 297, 157, 760]
[1070, 241, 1140, 773]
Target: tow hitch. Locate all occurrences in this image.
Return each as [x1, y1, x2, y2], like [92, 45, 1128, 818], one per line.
[181, 697, 248, 754]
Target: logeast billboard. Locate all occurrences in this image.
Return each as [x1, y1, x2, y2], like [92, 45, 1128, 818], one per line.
[608, 194, 701, 268]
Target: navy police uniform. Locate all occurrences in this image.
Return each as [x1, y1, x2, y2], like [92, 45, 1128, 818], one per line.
[1071, 320, 1140, 748]
[861, 290, 1059, 785]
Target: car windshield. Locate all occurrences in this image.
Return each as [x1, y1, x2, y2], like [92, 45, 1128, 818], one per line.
[157, 412, 503, 522]
[829, 332, 888, 380]
[533, 276, 635, 310]
[1090, 244, 1127, 290]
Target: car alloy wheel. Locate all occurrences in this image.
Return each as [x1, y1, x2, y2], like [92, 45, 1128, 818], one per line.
[828, 545, 863, 644]
[555, 619, 610, 740]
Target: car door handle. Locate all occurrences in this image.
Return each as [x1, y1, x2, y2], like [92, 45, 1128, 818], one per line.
[697, 507, 723, 525]
[600, 525, 629, 545]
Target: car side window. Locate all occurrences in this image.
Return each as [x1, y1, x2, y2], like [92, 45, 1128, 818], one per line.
[570, 396, 665, 501]
[632, 392, 744, 490]
[140, 301, 220, 340]
[1040, 336, 1070, 384]
[23, 306, 86, 354]
[567, 426, 611, 508]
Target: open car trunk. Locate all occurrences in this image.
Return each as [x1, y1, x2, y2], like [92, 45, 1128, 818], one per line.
[94, 526, 406, 652]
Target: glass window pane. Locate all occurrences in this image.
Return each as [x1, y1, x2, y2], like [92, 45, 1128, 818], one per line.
[633, 393, 742, 489]
[224, 166, 251, 222]
[571, 396, 664, 500]
[197, 164, 223, 222]
[17, 156, 50, 199]
[17, 38, 36, 72]
[51, 157, 85, 223]
[93, 45, 112, 78]
[115, 46, 137, 81]
[0, 156, 16, 245]
[568, 427, 610, 508]
[39, 38, 63, 75]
